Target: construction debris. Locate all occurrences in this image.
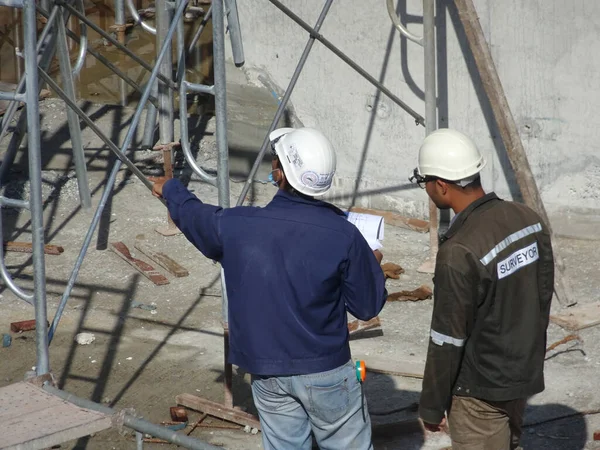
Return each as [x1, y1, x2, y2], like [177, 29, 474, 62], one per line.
[381, 262, 405, 279]
[546, 334, 582, 353]
[2, 333, 12, 348]
[348, 317, 381, 335]
[550, 302, 600, 331]
[170, 406, 188, 422]
[74, 333, 96, 345]
[110, 242, 170, 286]
[10, 320, 44, 333]
[4, 241, 64, 255]
[176, 394, 261, 430]
[387, 285, 433, 302]
[134, 235, 189, 277]
[131, 301, 157, 311]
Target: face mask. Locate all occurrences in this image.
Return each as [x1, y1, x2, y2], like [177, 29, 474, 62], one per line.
[268, 170, 279, 187]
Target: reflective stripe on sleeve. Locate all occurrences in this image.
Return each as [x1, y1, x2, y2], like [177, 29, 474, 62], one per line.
[430, 329, 465, 347]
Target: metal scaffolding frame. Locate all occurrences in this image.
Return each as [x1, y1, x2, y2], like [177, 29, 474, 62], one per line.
[0, 0, 243, 446]
[6, 0, 566, 446]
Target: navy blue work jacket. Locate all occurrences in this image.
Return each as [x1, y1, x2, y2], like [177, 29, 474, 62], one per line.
[163, 179, 387, 375]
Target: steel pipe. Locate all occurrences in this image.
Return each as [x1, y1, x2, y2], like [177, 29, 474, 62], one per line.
[224, 0, 244, 66]
[386, 0, 423, 46]
[187, 4, 211, 56]
[126, 0, 157, 35]
[23, 0, 50, 375]
[71, 0, 88, 76]
[55, 6, 92, 208]
[0, 92, 24, 102]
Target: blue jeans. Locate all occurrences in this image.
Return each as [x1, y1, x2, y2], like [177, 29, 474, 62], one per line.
[251, 360, 372, 450]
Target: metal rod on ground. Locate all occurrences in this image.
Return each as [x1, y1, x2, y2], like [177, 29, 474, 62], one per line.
[224, 0, 244, 66]
[212, 0, 233, 408]
[418, 0, 438, 274]
[235, 0, 335, 207]
[453, 0, 575, 307]
[43, 385, 222, 450]
[48, 0, 190, 343]
[265, 0, 425, 126]
[55, 8, 92, 209]
[23, 0, 50, 375]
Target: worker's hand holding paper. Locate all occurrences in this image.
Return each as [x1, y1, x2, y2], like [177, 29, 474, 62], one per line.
[346, 212, 385, 250]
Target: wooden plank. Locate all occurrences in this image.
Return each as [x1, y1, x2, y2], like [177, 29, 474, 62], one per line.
[348, 206, 429, 233]
[550, 302, 600, 331]
[348, 317, 381, 335]
[4, 241, 64, 255]
[110, 242, 169, 286]
[453, 0, 576, 307]
[134, 238, 189, 277]
[353, 354, 425, 379]
[176, 393, 261, 430]
[387, 285, 433, 302]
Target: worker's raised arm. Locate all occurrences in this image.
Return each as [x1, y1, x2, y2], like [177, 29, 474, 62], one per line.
[156, 178, 224, 261]
[341, 235, 387, 321]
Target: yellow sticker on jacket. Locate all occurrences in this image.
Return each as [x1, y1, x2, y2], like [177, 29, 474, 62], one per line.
[497, 242, 539, 279]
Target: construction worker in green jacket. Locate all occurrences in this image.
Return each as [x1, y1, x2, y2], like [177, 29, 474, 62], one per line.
[410, 129, 555, 449]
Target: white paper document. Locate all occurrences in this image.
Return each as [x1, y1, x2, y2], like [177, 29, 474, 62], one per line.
[346, 212, 385, 250]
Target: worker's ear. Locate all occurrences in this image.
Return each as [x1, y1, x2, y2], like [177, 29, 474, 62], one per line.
[274, 167, 284, 183]
[436, 179, 450, 196]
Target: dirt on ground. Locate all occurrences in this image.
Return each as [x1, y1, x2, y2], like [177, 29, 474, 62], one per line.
[1, 99, 600, 450]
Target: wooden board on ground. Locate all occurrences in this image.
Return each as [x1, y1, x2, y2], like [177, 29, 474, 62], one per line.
[348, 317, 381, 335]
[348, 206, 429, 233]
[550, 302, 600, 331]
[110, 242, 170, 286]
[176, 393, 261, 430]
[354, 354, 425, 379]
[4, 241, 64, 255]
[134, 237, 189, 277]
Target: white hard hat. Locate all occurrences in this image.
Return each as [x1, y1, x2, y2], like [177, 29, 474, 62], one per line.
[269, 127, 336, 197]
[417, 128, 486, 181]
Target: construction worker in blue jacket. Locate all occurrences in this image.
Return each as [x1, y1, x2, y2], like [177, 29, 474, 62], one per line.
[152, 127, 388, 450]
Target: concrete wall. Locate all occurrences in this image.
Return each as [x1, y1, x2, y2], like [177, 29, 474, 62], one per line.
[225, 0, 600, 223]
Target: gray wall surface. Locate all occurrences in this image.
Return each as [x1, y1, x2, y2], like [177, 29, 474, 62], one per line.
[226, 0, 600, 222]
